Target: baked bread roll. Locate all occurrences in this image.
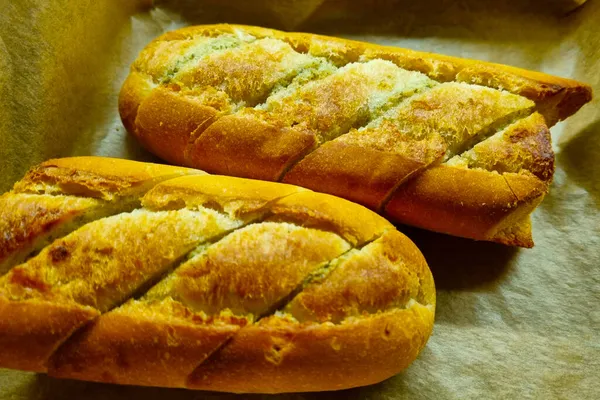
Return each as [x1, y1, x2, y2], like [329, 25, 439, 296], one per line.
[0, 156, 435, 393]
[119, 24, 592, 247]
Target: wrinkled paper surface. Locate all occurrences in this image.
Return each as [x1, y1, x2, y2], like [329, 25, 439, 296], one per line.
[0, 0, 598, 398]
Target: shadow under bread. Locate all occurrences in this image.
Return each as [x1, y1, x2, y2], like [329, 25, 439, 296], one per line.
[32, 373, 376, 400]
[397, 225, 518, 329]
[399, 225, 518, 291]
[558, 120, 600, 207]
[123, 127, 165, 164]
[33, 373, 241, 400]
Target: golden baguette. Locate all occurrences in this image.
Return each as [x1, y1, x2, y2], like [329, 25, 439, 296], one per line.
[0, 156, 435, 393]
[119, 24, 592, 247]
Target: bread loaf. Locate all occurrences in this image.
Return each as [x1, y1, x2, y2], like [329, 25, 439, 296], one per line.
[0, 156, 435, 393]
[120, 24, 592, 247]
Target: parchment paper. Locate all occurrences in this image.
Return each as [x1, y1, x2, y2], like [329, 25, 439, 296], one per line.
[0, 1, 598, 398]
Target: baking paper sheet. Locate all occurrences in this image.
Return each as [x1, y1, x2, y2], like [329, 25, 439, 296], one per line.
[0, 0, 598, 398]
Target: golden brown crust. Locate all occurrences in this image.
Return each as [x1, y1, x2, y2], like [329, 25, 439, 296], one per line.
[13, 156, 203, 200]
[384, 165, 546, 245]
[188, 305, 434, 393]
[134, 87, 219, 166]
[282, 140, 429, 210]
[453, 63, 592, 126]
[49, 303, 243, 388]
[0, 194, 101, 274]
[48, 224, 351, 389]
[142, 174, 388, 245]
[268, 190, 393, 246]
[141, 174, 307, 217]
[296, 26, 590, 123]
[118, 71, 155, 136]
[0, 297, 98, 372]
[187, 115, 317, 180]
[136, 24, 591, 123]
[360, 44, 590, 125]
[503, 172, 548, 203]
[283, 81, 534, 212]
[0, 194, 246, 372]
[169, 223, 351, 316]
[47, 202, 433, 392]
[285, 229, 432, 323]
[0, 208, 240, 312]
[448, 113, 554, 183]
[0, 157, 203, 275]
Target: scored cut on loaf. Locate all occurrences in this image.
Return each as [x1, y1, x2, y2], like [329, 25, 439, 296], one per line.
[120, 24, 592, 247]
[0, 157, 203, 275]
[0, 156, 435, 394]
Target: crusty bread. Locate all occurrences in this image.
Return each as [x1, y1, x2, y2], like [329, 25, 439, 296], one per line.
[0, 157, 435, 393]
[119, 24, 592, 247]
[0, 157, 202, 275]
